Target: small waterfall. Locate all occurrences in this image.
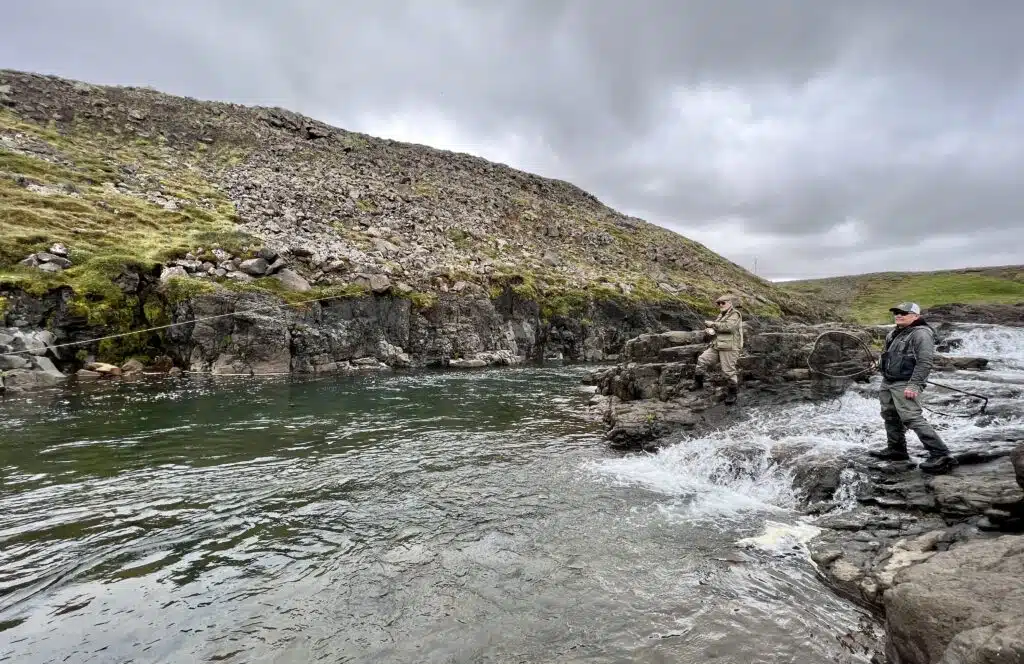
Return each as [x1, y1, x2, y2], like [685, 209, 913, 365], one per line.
[587, 323, 1024, 529]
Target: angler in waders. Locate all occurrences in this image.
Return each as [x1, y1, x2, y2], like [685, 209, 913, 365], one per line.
[688, 294, 743, 404]
[869, 302, 957, 474]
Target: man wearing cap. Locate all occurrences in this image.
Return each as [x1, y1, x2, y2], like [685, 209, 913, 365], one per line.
[688, 294, 743, 404]
[870, 302, 957, 473]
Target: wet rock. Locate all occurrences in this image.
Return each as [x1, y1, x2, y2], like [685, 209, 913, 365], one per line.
[884, 535, 1024, 664]
[86, 362, 122, 376]
[934, 355, 988, 371]
[120, 359, 145, 375]
[75, 369, 102, 379]
[32, 356, 65, 379]
[0, 368, 65, 391]
[449, 358, 487, 368]
[0, 354, 32, 370]
[1013, 444, 1024, 493]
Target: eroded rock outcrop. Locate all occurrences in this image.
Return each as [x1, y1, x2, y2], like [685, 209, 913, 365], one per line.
[584, 321, 873, 449]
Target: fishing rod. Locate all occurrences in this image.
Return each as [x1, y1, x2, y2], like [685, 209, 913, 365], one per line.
[806, 330, 990, 417]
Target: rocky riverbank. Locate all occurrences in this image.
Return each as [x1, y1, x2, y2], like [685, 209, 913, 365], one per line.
[1, 68, 837, 391]
[0, 260, 712, 393]
[584, 321, 1024, 663]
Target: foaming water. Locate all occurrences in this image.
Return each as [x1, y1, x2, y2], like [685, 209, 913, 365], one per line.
[947, 323, 1024, 371]
[589, 437, 798, 519]
[588, 323, 1024, 550]
[0, 365, 877, 663]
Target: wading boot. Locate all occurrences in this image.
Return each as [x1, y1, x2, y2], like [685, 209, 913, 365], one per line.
[724, 382, 738, 405]
[687, 373, 705, 391]
[868, 448, 911, 462]
[920, 455, 958, 475]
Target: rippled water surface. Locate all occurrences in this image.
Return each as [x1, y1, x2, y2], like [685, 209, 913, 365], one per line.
[2, 364, 885, 663]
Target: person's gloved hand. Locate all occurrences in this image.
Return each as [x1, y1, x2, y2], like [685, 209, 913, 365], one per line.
[705, 328, 715, 336]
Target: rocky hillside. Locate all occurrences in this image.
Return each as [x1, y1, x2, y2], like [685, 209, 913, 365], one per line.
[1, 69, 839, 385]
[779, 265, 1024, 325]
[0, 69, 825, 318]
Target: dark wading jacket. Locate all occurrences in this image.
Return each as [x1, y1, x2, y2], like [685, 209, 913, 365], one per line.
[879, 318, 937, 389]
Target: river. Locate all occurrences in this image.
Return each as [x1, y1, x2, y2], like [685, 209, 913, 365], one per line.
[2, 323, 1021, 663]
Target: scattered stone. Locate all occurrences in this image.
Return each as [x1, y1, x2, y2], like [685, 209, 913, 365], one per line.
[86, 362, 122, 376]
[120, 359, 145, 375]
[49, 243, 69, 257]
[272, 268, 311, 292]
[160, 266, 189, 282]
[351, 273, 391, 293]
[239, 257, 270, 276]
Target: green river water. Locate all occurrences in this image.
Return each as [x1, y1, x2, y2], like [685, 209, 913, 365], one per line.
[0, 366, 874, 663]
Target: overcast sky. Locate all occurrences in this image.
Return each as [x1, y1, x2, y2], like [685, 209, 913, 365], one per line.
[3, 1, 1023, 280]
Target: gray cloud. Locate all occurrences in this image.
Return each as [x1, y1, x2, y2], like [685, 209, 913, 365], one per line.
[3, 1, 1023, 279]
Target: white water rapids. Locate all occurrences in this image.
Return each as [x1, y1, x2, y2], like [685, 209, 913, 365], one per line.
[585, 323, 1024, 553]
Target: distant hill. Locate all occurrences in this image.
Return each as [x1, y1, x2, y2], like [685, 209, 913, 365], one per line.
[778, 265, 1024, 324]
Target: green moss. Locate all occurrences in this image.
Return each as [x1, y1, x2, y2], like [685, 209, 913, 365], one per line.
[0, 295, 7, 321]
[0, 109, 257, 329]
[446, 228, 473, 250]
[404, 290, 438, 309]
[162, 276, 219, 304]
[539, 289, 590, 321]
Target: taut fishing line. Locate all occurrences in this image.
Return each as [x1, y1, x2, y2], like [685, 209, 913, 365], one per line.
[805, 329, 989, 418]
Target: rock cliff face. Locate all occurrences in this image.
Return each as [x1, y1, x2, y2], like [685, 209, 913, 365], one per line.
[0, 68, 833, 383]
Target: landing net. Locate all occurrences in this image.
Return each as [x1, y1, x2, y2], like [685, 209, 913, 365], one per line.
[805, 330, 988, 418]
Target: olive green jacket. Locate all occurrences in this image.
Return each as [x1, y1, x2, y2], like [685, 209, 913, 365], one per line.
[708, 308, 744, 350]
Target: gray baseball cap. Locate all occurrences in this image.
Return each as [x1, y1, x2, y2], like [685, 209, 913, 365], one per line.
[889, 302, 921, 315]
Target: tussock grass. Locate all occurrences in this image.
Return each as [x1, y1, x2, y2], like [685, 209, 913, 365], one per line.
[0, 109, 255, 305]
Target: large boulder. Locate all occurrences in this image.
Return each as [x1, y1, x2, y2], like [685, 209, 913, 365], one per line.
[883, 535, 1024, 663]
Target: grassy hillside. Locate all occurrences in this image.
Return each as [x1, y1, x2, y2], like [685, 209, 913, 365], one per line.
[779, 265, 1024, 324]
[0, 69, 830, 326]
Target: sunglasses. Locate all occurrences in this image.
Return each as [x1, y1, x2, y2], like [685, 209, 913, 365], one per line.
[892, 311, 911, 316]
[716, 300, 729, 305]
